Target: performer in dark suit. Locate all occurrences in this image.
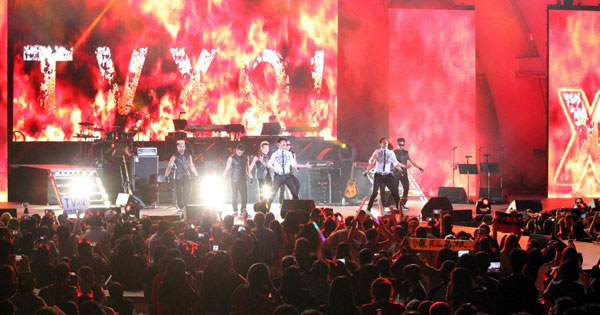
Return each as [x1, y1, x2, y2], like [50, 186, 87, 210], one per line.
[165, 140, 198, 209]
[249, 141, 272, 201]
[223, 144, 252, 216]
[392, 137, 424, 210]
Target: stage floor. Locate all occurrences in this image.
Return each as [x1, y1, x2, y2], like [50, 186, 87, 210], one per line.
[3, 196, 599, 270]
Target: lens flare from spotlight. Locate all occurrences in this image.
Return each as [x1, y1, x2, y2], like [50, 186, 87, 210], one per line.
[71, 177, 94, 197]
[200, 176, 225, 205]
[261, 184, 273, 200]
[370, 208, 380, 219]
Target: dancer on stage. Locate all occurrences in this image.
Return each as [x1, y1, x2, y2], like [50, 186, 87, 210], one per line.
[276, 139, 310, 202]
[363, 137, 406, 212]
[393, 137, 424, 210]
[223, 144, 252, 216]
[165, 139, 198, 209]
[249, 141, 272, 201]
[268, 138, 300, 208]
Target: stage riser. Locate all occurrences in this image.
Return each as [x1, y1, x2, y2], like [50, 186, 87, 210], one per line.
[10, 139, 347, 205]
[9, 138, 343, 165]
[9, 164, 351, 206]
[9, 167, 56, 205]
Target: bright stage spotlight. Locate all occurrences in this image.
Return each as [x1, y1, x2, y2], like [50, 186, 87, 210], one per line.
[261, 184, 273, 200]
[71, 176, 94, 197]
[476, 197, 491, 215]
[199, 176, 225, 206]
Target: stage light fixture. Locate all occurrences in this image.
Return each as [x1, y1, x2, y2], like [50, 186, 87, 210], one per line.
[336, 142, 356, 162]
[476, 197, 491, 215]
[199, 176, 225, 206]
[124, 202, 141, 218]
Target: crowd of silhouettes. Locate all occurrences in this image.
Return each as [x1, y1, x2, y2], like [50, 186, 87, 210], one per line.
[0, 202, 599, 314]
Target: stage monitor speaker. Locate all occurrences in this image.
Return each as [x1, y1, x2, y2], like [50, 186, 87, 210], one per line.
[284, 210, 311, 227]
[0, 208, 17, 217]
[254, 202, 268, 213]
[280, 199, 315, 219]
[438, 187, 467, 203]
[133, 155, 159, 192]
[114, 193, 146, 208]
[452, 209, 473, 223]
[529, 234, 551, 248]
[478, 188, 506, 204]
[507, 199, 543, 213]
[421, 197, 453, 219]
[184, 205, 205, 220]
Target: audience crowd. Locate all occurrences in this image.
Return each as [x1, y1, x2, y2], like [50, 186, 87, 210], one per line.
[0, 198, 599, 315]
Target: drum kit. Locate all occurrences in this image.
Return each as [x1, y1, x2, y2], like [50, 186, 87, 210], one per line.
[72, 121, 143, 165]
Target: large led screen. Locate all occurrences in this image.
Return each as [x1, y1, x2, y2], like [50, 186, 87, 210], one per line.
[389, 8, 475, 198]
[549, 9, 600, 198]
[11, 0, 337, 141]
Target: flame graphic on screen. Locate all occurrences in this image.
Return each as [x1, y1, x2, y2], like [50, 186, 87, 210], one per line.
[549, 10, 600, 197]
[553, 88, 600, 191]
[12, 0, 337, 141]
[389, 9, 475, 197]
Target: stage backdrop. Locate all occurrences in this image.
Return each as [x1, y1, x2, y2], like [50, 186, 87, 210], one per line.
[388, 8, 475, 198]
[549, 9, 600, 198]
[11, 0, 337, 141]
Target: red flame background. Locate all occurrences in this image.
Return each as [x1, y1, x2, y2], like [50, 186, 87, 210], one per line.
[11, 0, 337, 141]
[549, 9, 600, 198]
[1, 0, 6, 201]
[388, 9, 475, 197]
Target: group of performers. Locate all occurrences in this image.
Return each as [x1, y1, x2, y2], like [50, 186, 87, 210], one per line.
[364, 137, 424, 213]
[221, 137, 313, 216]
[164, 138, 309, 216]
[163, 136, 424, 217]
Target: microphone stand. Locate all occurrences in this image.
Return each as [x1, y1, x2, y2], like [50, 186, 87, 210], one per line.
[484, 153, 491, 199]
[452, 147, 458, 187]
[478, 146, 482, 194]
[465, 155, 473, 202]
[500, 145, 504, 191]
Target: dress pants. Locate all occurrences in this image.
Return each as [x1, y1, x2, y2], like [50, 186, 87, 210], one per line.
[231, 178, 248, 211]
[367, 173, 400, 210]
[175, 176, 191, 209]
[270, 174, 299, 208]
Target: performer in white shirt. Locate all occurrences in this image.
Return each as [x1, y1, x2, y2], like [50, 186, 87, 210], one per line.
[363, 137, 406, 212]
[268, 138, 300, 208]
[276, 139, 311, 202]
